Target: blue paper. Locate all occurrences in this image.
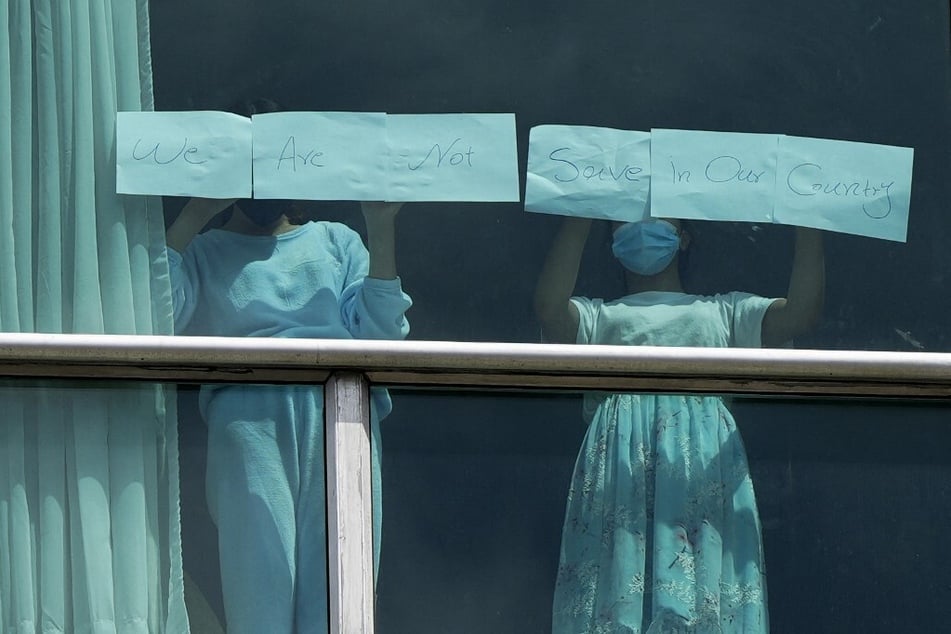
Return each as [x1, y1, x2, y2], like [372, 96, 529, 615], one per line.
[650, 129, 779, 223]
[386, 114, 520, 202]
[775, 136, 913, 242]
[524, 125, 651, 221]
[252, 112, 388, 200]
[116, 111, 252, 198]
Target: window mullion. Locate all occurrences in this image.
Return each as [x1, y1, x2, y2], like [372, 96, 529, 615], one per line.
[325, 371, 375, 634]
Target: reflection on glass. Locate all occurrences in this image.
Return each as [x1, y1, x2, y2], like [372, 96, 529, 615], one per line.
[377, 391, 951, 634]
[0, 381, 181, 633]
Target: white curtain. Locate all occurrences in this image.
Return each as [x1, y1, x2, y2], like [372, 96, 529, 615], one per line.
[0, 0, 187, 632]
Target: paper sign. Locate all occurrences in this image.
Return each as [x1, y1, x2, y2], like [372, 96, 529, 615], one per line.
[775, 136, 913, 242]
[650, 129, 779, 223]
[251, 112, 388, 200]
[524, 125, 651, 221]
[385, 114, 519, 202]
[116, 111, 251, 198]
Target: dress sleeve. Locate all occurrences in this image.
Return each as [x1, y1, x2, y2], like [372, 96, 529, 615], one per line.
[569, 296, 602, 345]
[727, 291, 779, 348]
[336, 226, 412, 340]
[167, 246, 199, 333]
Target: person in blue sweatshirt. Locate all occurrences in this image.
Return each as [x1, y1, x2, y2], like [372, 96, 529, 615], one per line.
[166, 99, 411, 634]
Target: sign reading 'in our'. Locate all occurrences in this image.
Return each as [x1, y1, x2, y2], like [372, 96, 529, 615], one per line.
[116, 111, 252, 198]
[524, 125, 651, 222]
[650, 129, 778, 224]
[648, 129, 913, 242]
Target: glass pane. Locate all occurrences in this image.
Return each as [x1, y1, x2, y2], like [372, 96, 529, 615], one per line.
[177, 382, 331, 634]
[377, 389, 951, 633]
[148, 2, 950, 350]
[0, 380, 330, 634]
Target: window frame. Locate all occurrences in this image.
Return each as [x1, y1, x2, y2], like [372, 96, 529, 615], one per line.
[3, 332, 951, 633]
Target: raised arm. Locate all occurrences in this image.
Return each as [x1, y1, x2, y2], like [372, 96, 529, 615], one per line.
[761, 227, 825, 347]
[165, 198, 236, 252]
[339, 201, 412, 340]
[361, 201, 402, 280]
[534, 216, 592, 343]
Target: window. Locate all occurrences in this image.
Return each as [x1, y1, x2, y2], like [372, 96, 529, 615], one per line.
[4, 0, 949, 633]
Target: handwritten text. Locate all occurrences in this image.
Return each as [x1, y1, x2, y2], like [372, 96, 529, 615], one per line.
[407, 138, 474, 170]
[786, 162, 895, 219]
[277, 136, 325, 171]
[548, 148, 643, 183]
[132, 138, 207, 165]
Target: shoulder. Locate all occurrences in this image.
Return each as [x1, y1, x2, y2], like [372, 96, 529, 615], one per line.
[179, 228, 227, 257]
[570, 295, 606, 326]
[303, 221, 362, 246]
[713, 290, 768, 307]
[570, 295, 603, 313]
[299, 221, 368, 264]
[311, 220, 359, 238]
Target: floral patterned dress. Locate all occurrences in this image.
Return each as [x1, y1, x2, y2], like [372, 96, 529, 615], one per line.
[552, 291, 775, 634]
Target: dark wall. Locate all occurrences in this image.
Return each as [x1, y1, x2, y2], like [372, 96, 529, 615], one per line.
[150, 1, 951, 631]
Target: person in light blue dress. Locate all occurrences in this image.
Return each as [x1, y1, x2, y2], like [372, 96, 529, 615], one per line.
[166, 187, 410, 634]
[535, 216, 824, 633]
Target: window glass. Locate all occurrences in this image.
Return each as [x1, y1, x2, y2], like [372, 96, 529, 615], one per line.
[378, 389, 951, 633]
[177, 382, 331, 633]
[149, 1, 951, 350]
[0, 379, 333, 634]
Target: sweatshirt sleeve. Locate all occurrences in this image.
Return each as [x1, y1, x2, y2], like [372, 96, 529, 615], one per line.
[728, 291, 778, 348]
[569, 296, 602, 345]
[335, 225, 412, 340]
[167, 246, 199, 334]
[342, 276, 413, 340]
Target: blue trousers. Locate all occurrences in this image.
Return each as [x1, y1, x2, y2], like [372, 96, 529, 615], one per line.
[202, 385, 384, 634]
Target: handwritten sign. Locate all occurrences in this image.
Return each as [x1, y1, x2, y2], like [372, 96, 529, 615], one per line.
[385, 114, 519, 202]
[251, 112, 388, 200]
[524, 125, 650, 221]
[775, 136, 913, 242]
[116, 111, 252, 198]
[650, 129, 778, 223]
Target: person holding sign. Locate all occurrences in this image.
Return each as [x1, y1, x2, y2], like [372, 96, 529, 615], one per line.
[535, 216, 823, 633]
[165, 98, 412, 634]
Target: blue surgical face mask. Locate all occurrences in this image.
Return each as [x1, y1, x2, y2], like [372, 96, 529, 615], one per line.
[612, 219, 681, 276]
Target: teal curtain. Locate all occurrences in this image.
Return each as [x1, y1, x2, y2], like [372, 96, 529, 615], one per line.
[0, 0, 187, 632]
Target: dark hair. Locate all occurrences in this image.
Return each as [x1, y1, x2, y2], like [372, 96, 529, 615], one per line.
[227, 97, 284, 117]
[226, 98, 296, 225]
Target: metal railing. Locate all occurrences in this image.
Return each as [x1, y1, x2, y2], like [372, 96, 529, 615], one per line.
[2, 332, 951, 634]
[2, 333, 951, 397]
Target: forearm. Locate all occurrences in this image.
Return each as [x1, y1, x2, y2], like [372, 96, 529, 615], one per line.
[785, 227, 825, 328]
[762, 226, 825, 346]
[534, 216, 591, 342]
[165, 199, 226, 252]
[364, 213, 397, 280]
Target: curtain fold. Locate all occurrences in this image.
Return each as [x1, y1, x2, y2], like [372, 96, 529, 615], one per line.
[0, 0, 187, 632]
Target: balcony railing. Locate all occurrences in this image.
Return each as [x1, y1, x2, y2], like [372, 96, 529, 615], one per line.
[2, 332, 950, 633]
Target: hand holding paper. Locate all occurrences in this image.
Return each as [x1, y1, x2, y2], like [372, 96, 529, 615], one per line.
[165, 197, 237, 252]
